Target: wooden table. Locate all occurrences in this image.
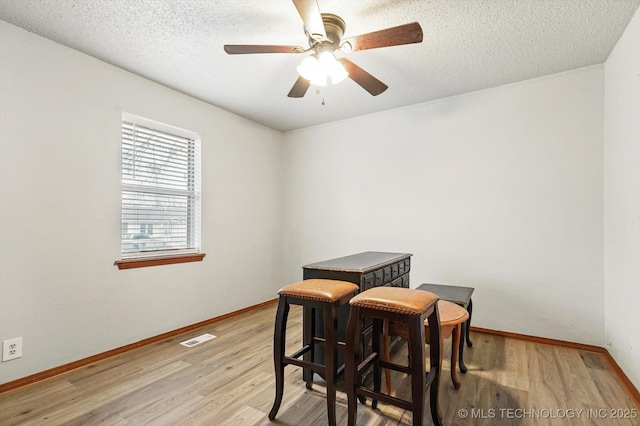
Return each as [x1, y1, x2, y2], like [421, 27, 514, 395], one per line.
[416, 283, 474, 372]
[302, 252, 412, 375]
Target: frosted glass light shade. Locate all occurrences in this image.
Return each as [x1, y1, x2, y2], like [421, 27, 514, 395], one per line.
[318, 51, 348, 84]
[297, 56, 320, 81]
[297, 52, 348, 86]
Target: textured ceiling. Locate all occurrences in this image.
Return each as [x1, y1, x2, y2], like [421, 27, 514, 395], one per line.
[1, 0, 638, 132]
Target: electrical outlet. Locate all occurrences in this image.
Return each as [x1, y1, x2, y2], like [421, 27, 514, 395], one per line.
[2, 337, 23, 362]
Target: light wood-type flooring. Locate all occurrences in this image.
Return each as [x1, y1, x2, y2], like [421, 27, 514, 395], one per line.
[1, 303, 637, 425]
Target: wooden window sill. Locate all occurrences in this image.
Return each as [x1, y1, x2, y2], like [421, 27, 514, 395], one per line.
[115, 253, 205, 270]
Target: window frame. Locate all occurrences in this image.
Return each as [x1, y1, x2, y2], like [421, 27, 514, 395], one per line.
[115, 113, 204, 269]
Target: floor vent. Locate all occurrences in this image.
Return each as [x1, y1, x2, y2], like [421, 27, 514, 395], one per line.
[180, 333, 217, 348]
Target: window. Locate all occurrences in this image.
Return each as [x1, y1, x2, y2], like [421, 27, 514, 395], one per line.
[116, 114, 203, 268]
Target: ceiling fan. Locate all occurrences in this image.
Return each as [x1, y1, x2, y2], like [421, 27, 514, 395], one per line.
[223, 0, 423, 98]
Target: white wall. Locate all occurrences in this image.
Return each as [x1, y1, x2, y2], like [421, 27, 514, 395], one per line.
[0, 22, 284, 384]
[4, 12, 635, 389]
[283, 66, 605, 345]
[604, 8, 640, 389]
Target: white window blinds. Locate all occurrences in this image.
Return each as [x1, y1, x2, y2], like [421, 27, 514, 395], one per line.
[121, 119, 201, 258]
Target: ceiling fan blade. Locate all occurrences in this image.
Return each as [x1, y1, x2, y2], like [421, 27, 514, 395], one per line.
[341, 22, 423, 52]
[339, 58, 388, 96]
[288, 76, 311, 98]
[292, 0, 326, 42]
[224, 45, 303, 54]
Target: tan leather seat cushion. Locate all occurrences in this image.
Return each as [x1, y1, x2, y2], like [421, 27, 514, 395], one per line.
[278, 279, 359, 302]
[389, 300, 470, 339]
[350, 287, 438, 315]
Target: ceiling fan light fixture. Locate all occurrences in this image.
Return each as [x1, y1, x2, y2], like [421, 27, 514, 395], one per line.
[319, 51, 348, 84]
[310, 75, 328, 87]
[225, 2, 424, 98]
[297, 55, 321, 82]
[296, 51, 348, 86]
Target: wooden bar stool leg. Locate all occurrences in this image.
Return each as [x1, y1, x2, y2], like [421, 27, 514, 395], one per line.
[382, 320, 392, 395]
[345, 305, 362, 426]
[269, 297, 290, 420]
[302, 305, 314, 388]
[451, 324, 462, 389]
[371, 318, 383, 410]
[458, 299, 473, 374]
[427, 308, 443, 426]
[323, 303, 338, 426]
[408, 316, 426, 426]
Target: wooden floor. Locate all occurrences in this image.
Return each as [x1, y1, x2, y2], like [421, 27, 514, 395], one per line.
[1, 303, 637, 425]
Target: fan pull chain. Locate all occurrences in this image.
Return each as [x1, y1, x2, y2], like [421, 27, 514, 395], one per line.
[315, 87, 325, 106]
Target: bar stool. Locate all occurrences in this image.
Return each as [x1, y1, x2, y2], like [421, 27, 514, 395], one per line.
[383, 300, 470, 391]
[344, 286, 443, 426]
[269, 279, 359, 426]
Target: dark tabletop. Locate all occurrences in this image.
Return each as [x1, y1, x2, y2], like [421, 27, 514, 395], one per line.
[416, 283, 474, 306]
[303, 251, 412, 273]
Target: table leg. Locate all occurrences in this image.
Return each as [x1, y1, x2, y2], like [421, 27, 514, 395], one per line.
[465, 299, 473, 347]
